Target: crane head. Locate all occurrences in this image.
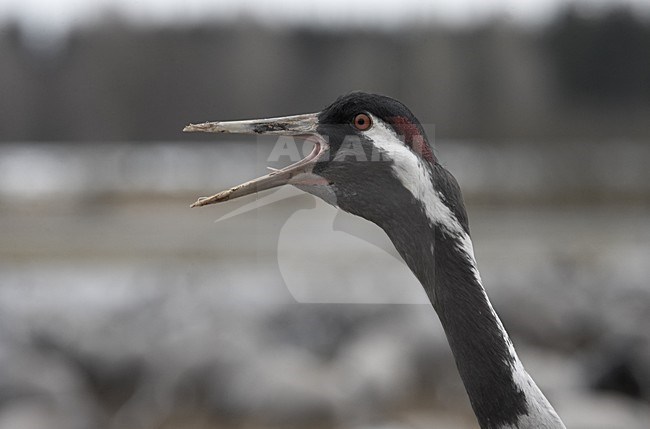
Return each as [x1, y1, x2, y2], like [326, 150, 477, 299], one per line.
[183, 92, 438, 223]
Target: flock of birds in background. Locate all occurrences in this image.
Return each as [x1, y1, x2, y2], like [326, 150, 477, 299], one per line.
[184, 92, 567, 428]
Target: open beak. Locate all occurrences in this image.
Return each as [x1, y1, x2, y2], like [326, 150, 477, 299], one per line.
[183, 113, 329, 208]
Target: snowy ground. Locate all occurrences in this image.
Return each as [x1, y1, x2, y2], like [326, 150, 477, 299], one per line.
[1, 141, 649, 428]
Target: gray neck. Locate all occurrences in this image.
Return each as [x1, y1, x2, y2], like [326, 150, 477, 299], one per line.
[380, 211, 565, 429]
[331, 152, 565, 428]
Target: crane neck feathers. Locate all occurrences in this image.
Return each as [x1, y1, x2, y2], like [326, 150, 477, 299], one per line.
[360, 123, 565, 429]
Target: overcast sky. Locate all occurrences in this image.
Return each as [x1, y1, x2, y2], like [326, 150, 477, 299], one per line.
[1, 0, 649, 37]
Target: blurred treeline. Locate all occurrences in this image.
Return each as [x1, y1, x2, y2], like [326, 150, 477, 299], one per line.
[1, 6, 650, 142]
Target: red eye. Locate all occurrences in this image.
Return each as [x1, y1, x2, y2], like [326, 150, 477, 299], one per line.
[353, 113, 372, 131]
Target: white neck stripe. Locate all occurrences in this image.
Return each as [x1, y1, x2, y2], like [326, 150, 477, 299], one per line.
[364, 115, 565, 427]
[363, 115, 463, 236]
